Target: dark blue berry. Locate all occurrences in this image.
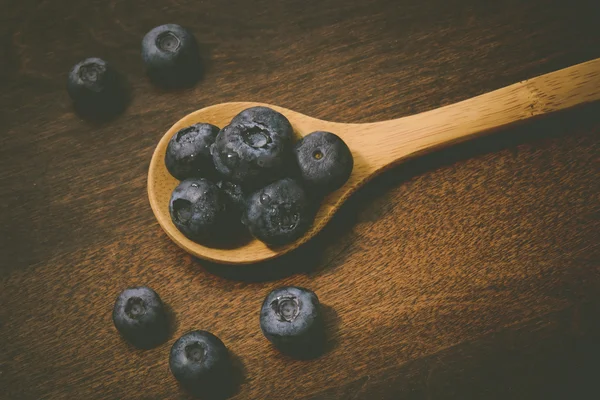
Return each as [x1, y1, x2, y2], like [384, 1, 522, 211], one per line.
[169, 330, 232, 396]
[242, 178, 314, 246]
[294, 131, 353, 195]
[67, 58, 127, 119]
[211, 107, 294, 189]
[169, 178, 227, 243]
[142, 24, 201, 88]
[112, 286, 168, 349]
[260, 286, 324, 357]
[165, 123, 220, 180]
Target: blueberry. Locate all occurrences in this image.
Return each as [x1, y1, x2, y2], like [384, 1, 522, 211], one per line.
[165, 123, 220, 180]
[216, 180, 247, 215]
[260, 286, 324, 357]
[242, 178, 314, 246]
[112, 286, 168, 349]
[142, 24, 201, 88]
[211, 107, 294, 189]
[294, 131, 353, 195]
[67, 58, 127, 119]
[169, 330, 232, 396]
[169, 178, 227, 243]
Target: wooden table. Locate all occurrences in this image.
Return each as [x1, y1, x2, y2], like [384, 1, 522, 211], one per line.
[2, 0, 599, 399]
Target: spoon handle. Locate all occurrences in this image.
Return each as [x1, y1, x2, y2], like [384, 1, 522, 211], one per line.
[351, 58, 600, 172]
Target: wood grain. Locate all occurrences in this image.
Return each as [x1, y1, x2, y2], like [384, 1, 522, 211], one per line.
[148, 60, 600, 264]
[1, 0, 600, 399]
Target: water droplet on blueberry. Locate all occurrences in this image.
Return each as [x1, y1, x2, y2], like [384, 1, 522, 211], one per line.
[226, 152, 240, 166]
[260, 193, 270, 204]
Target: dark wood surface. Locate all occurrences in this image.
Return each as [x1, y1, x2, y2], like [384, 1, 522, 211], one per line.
[1, 0, 599, 399]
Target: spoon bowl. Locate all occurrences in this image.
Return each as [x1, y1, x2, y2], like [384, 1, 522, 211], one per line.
[148, 58, 600, 264]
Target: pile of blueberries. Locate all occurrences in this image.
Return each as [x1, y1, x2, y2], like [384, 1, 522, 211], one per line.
[113, 285, 323, 397]
[166, 106, 353, 247]
[66, 22, 353, 247]
[72, 22, 349, 397]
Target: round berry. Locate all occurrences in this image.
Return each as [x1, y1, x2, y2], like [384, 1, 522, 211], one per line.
[67, 58, 126, 119]
[294, 131, 353, 195]
[169, 330, 231, 395]
[112, 286, 168, 349]
[141, 24, 201, 88]
[165, 123, 219, 180]
[242, 178, 314, 246]
[169, 178, 227, 243]
[211, 107, 294, 189]
[260, 286, 324, 356]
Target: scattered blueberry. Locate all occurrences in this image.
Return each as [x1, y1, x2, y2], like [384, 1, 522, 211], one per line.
[260, 286, 324, 357]
[165, 123, 220, 180]
[211, 107, 294, 189]
[169, 330, 232, 396]
[112, 286, 168, 349]
[169, 178, 227, 243]
[294, 131, 353, 195]
[142, 24, 201, 88]
[67, 57, 127, 119]
[242, 178, 314, 246]
[217, 180, 247, 215]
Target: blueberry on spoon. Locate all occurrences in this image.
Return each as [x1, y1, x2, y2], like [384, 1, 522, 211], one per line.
[170, 330, 232, 397]
[142, 23, 201, 88]
[260, 286, 324, 358]
[211, 106, 294, 189]
[165, 123, 220, 180]
[243, 178, 314, 246]
[169, 178, 228, 244]
[67, 57, 127, 119]
[294, 131, 353, 195]
[112, 286, 168, 349]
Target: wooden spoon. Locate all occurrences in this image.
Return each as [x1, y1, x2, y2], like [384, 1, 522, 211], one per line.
[148, 58, 600, 265]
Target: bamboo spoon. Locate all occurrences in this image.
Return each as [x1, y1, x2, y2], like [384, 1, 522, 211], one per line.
[148, 58, 600, 265]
